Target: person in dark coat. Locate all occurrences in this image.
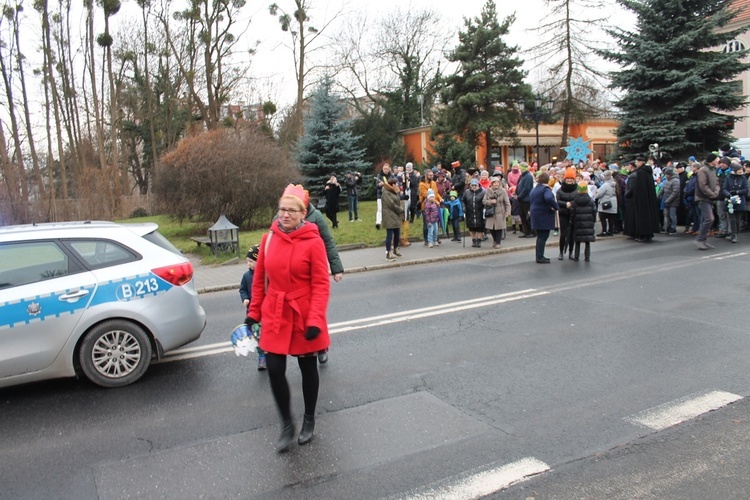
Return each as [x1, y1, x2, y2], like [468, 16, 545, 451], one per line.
[722, 163, 748, 243]
[569, 182, 597, 262]
[323, 175, 341, 229]
[529, 171, 559, 263]
[461, 178, 485, 247]
[625, 156, 660, 242]
[515, 165, 535, 237]
[623, 161, 637, 236]
[556, 167, 578, 260]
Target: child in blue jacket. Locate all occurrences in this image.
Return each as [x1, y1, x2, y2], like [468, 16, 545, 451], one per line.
[240, 245, 265, 370]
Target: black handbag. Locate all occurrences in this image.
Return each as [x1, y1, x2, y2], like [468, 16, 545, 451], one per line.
[601, 201, 612, 210]
[484, 205, 495, 217]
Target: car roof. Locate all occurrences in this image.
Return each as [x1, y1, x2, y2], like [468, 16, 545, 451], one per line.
[0, 221, 159, 240]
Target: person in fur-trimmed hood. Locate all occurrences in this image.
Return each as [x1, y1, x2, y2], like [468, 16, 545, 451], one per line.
[569, 182, 597, 262]
[382, 177, 405, 260]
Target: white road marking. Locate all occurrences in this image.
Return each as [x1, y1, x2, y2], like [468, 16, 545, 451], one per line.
[407, 457, 550, 500]
[625, 390, 742, 431]
[158, 289, 546, 362]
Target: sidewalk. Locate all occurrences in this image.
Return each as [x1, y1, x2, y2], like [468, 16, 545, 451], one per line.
[192, 231, 546, 293]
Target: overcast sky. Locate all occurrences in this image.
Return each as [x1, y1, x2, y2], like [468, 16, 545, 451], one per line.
[236, 0, 631, 108]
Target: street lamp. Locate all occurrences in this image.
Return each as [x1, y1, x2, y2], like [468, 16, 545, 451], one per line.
[516, 94, 555, 165]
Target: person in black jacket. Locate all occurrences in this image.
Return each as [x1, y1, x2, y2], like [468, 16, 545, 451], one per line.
[323, 175, 341, 229]
[461, 179, 485, 247]
[569, 182, 597, 262]
[556, 167, 578, 260]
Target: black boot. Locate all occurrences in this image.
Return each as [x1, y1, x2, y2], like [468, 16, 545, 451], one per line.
[298, 414, 315, 445]
[276, 419, 295, 453]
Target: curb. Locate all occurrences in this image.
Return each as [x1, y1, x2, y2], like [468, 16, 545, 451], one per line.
[195, 241, 540, 294]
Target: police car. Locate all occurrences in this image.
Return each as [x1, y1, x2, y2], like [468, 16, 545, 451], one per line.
[0, 221, 206, 388]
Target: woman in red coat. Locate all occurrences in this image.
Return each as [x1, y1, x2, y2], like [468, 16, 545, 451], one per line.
[247, 184, 331, 452]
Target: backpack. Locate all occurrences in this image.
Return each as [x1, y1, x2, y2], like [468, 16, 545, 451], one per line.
[683, 175, 697, 203]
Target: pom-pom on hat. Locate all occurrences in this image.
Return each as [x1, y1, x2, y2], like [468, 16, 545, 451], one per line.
[281, 183, 310, 209]
[577, 182, 588, 193]
[564, 167, 576, 179]
[246, 245, 259, 261]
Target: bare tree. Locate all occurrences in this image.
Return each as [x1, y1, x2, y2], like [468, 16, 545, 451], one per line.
[332, 7, 446, 128]
[269, 0, 343, 140]
[526, 0, 612, 149]
[160, 0, 249, 130]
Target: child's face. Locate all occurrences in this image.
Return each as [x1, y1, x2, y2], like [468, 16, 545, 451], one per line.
[246, 258, 256, 270]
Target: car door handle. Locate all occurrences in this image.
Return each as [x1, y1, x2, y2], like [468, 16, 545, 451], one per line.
[59, 289, 90, 301]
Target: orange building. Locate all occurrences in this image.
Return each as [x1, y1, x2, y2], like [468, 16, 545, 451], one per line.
[400, 118, 619, 169]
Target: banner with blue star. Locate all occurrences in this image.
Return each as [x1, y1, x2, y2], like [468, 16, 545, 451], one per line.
[563, 136, 593, 164]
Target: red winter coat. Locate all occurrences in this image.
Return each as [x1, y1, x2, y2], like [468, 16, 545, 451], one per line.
[249, 222, 330, 356]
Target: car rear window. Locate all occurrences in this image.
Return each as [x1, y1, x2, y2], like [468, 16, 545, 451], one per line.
[142, 230, 184, 256]
[0, 241, 70, 289]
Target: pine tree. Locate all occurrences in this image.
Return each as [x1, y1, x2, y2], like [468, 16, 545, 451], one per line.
[296, 76, 370, 197]
[600, 0, 750, 159]
[437, 0, 533, 168]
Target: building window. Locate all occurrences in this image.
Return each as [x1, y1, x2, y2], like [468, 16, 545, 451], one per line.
[724, 40, 746, 53]
[508, 146, 526, 164]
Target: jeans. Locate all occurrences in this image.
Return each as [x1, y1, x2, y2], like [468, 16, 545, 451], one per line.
[697, 200, 714, 242]
[663, 206, 677, 232]
[385, 228, 400, 252]
[715, 199, 727, 233]
[427, 222, 438, 245]
[535, 229, 550, 259]
[348, 195, 358, 220]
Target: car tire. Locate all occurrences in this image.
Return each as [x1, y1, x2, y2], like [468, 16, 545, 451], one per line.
[79, 320, 152, 388]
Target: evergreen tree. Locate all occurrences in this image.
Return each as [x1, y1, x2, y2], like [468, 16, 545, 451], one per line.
[437, 0, 533, 168]
[296, 76, 370, 197]
[600, 0, 749, 159]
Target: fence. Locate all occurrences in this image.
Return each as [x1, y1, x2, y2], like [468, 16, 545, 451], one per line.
[0, 195, 156, 226]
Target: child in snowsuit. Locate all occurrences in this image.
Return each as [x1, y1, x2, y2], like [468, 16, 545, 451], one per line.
[443, 190, 465, 241]
[240, 245, 266, 370]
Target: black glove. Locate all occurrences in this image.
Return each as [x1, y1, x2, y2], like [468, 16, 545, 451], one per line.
[245, 317, 258, 329]
[305, 326, 321, 340]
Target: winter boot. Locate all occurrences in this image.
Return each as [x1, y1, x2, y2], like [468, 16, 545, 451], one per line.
[276, 420, 295, 453]
[393, 248, 402, 257]
[298, 414, 315, 445]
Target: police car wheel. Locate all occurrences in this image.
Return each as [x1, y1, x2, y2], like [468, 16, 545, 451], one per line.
[79, 320, 153, 388]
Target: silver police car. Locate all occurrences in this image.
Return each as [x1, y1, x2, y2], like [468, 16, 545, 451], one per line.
[0, 221, 206, 388]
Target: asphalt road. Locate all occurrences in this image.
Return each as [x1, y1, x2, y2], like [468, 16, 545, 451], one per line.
[2, 235, 750, 499]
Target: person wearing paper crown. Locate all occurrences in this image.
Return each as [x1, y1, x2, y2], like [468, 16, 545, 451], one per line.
[246, 184, 331, 453]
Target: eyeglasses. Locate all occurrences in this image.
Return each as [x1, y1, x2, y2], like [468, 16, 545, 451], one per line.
[278, 208, 302, 215]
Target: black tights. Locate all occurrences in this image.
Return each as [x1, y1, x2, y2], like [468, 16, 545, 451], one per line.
[265, 353, 319, 421]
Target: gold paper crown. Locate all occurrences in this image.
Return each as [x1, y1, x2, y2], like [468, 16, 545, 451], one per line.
[282, 183, 310, 208]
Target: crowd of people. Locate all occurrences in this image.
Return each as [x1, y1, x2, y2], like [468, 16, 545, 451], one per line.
[321, 146, 749, 262]
[238, 147, 748, 454]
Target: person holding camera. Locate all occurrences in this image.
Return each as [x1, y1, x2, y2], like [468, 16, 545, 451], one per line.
[344, 170, 362, 222]
[323, 174, 341, 229]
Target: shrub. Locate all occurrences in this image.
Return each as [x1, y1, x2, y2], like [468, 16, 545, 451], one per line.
[154, 126, 300, 228]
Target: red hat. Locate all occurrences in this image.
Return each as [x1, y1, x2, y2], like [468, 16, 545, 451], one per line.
[564, 167, 576, 180]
